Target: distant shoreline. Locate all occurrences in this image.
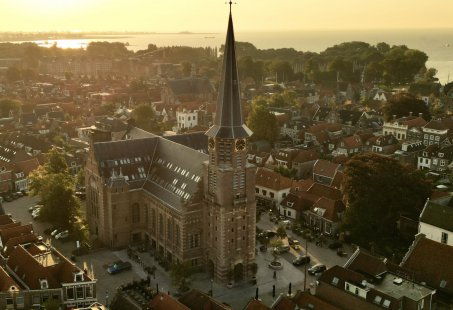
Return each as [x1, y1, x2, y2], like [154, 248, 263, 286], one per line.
[0, 32, 219, 42]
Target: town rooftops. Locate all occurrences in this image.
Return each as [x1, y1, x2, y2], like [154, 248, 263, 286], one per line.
[242, 298, 271, 310]
[148, 292, 190, 310]
[313, 159, 341, 179]
[179, 289, 232, 310]
[0, 266, 19, 292]
[344, 249, 387, 279]
[319, 265, 433, 307]
[401, 234, 453, 294]
[292, 292, 341, 310]
[7, 242, 92, 290]
[256, 167, 292, 191]
[420, 198, 453, 232]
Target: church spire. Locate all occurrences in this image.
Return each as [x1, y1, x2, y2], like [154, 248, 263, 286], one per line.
[205, 9, 252, 139]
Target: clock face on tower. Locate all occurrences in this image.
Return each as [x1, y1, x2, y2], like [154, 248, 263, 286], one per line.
[208, 137, 215, 150]
[235, 139, 246, 151]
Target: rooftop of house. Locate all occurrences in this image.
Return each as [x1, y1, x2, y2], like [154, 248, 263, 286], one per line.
[292, 292, 341, 310]
[255, 167, 292, 191]
[179, 289, 232, 310]
[420, 197, 453, 232]
[401, 234, 453, 293]
[7, 242, 92, 290]
[242, 298, 271, 310]
[0, 265, 19, 293]
[313, 159, 341, 179]
[320, 265, 433, 306]
[148, 293, 190, 310]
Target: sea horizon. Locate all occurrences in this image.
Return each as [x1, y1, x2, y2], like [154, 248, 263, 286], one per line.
[3, 28, 453, 84]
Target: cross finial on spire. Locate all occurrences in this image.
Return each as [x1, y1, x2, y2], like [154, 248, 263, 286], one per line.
[226, 0, 236, 14]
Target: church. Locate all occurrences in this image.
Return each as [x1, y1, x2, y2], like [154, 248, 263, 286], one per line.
[84, 9, 257, 282]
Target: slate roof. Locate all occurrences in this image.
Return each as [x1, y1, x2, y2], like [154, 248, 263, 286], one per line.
[93, 135, 208, 212]
[165, 132, 208, 153]
[420, 198, 453, 232]
[205, 13, 252, 139]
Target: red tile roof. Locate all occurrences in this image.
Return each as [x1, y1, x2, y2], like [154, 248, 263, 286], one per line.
[307, 183, 342, 200]
[401, 235, 453, 293]
[313, 160, 340, 179]
[179, 289, 232, 310]
[256, 168, 292, 191]
[293, 292, 341, 310]
[148, 293, 190, 310]
[242, 298, 271, 310]
[0, 266, 19, 292]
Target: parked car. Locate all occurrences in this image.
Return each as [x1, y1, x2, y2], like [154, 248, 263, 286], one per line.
[308, 264, 327, 275]
[55, 230, 69, 240]
[75, 191, 86, 200]
[274, 245, 290, 254]
[29, 204, 43, 213]
[291, 240, 301, 250]
[51, 228, 61, 237]
[292, 255, 310, 266]
[107, 261, 132, 274]
[3, 195, 13, 202]
[32, 208, 41, 219]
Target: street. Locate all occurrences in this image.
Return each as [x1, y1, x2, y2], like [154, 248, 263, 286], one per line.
[2, 197, 351, 309]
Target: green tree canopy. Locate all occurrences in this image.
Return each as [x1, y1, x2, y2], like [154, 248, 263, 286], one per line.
[29, 147, 80, 229]
[0, 99, 21, 118]
[131, 104, 156, 132]
[342, 153, 431, 249]
[246, 103, 279, 142]
[383, 93, 431, 121]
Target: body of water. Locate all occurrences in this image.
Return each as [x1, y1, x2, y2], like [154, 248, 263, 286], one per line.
[9, 28, 453, 84]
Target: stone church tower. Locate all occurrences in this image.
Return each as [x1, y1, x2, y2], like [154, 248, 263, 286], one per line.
[204, 9, 257, 283]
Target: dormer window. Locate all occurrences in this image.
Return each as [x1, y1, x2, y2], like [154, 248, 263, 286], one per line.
[40, 279, 48, 289]
[74, 272, 84, 282]
[439, 153, 444, 158]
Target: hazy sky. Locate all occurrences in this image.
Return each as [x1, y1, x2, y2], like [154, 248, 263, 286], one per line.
[2, 0, 453, 32]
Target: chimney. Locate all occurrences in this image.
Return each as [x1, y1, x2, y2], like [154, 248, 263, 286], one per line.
[393, 115, 396, 120]
[419, 113, 423, 118]
[409, 111, 413, 116]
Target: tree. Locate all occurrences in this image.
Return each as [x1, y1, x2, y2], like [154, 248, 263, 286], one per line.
[28, 147, 80, 229]
[269, 237, 284, 262]
[383, 93, 431, 121]
[0, 99, 21, 118]
[5, 67, 21, 82]
[131, 104, 156, 132]
[170, 262, 191, 292]
[276, 225, 287, 238]
[342, 153, 431, 250]
[42, 299, 60, 310]
[246, 103, 278, 142]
